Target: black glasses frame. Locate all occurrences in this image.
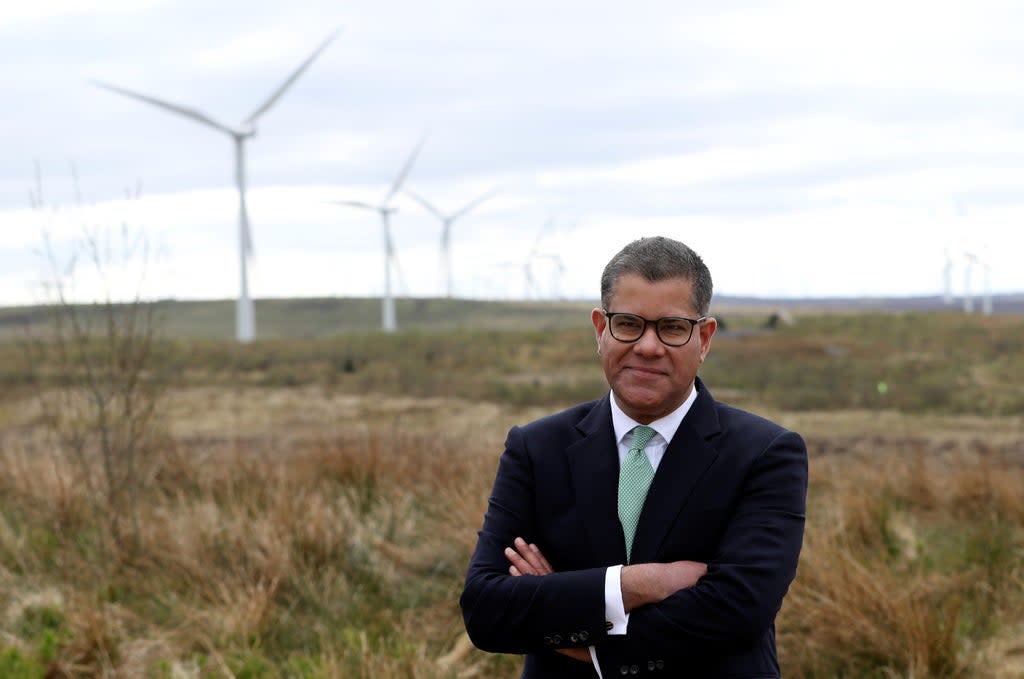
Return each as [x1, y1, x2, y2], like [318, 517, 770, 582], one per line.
[603, 311, 707, 347]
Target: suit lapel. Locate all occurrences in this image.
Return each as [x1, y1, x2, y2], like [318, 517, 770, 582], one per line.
[630, 380, 722, 563]
[567, 395, 627, 566]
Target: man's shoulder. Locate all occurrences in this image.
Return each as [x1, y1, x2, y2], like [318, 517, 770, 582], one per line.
[519, 397, 605, 435]
[705, 392, 799, 444]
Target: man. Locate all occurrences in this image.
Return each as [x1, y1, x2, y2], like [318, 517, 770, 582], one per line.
[460, 236, 808, 678]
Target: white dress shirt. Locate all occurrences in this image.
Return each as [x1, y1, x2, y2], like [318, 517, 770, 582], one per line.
[588, 384, 699, 677]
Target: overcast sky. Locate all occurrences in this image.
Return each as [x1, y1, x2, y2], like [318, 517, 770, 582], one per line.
[2, 0, 1022, 309]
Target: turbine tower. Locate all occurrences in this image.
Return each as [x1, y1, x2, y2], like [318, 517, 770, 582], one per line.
[962, 251, 977, 314]
[92, 30, 340, 343]
[404, 187, 496, 298]
[981, 257, 993, 315]
[331, 137, 426, 332]
[942, 244, 954, 305]
[505, 218, 555, 300]
[535, 253, 567, 300]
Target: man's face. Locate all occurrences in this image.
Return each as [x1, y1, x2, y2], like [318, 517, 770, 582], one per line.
[591, 273, 716, 424]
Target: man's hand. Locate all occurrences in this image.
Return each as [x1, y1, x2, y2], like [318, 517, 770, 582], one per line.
[504, 537, 591, 665]
[504, 537, 553, 576]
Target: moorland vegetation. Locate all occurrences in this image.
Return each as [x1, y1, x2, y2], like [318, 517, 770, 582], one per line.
[0, 300, 1021, 678]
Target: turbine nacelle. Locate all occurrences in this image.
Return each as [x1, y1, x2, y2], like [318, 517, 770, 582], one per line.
[237, 122, 258, 139]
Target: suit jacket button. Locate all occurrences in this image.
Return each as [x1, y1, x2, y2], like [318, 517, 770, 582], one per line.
[619, 665, 629, 675]
[551, 635, 562, 645]
[543, 636, 552, 645]
[570, 633, 579, 643]
[630, 665, 639, 674]
[579, 630, 589, 641]
[656, 660, 664, 669]
[648, 661, 656, 671]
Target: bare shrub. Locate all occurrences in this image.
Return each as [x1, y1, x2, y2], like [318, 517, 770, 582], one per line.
[21, 175, 167, 559]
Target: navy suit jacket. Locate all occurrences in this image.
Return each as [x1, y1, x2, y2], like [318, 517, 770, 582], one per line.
[460, 378, 808, 678]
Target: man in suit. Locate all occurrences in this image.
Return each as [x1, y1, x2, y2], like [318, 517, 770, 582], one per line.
[460, 236, 808, 678]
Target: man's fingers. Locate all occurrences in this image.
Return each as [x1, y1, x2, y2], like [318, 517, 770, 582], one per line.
[504, 546, 536, 575]
[528, 542, 554, 573]
[514, 537, 552, 575]
[504, 537, 555, 576]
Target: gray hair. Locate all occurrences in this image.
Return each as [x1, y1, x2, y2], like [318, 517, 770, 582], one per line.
[600, 236, 713, 315]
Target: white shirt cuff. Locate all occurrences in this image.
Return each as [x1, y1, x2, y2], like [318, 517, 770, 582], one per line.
[589, 646, 603, 678]
[603, 564, 629, 635]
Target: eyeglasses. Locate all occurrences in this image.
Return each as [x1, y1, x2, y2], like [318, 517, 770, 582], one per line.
[603, 311, 706, 347]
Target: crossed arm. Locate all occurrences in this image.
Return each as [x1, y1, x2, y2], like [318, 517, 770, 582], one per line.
[504, 537, 708, 664]
[461, 423, 808, 668]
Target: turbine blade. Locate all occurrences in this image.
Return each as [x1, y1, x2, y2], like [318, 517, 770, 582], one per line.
[245, 28, 341, 125]
[529, 216, 554, 256]
[450, 188, 497, 221]
[91, 80, 237, 136]
[330, 199, 378, 211]
[404, 188, 444, 220]
[383, 134, 428, 204]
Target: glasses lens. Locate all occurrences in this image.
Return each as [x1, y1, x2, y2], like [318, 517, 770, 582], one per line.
[656, 318, 694, 345]
[609, 313, 644, 341]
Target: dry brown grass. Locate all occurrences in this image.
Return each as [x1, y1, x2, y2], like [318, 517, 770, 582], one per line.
[779, 443, 1024, 679]
[1, 386, 1022, 678]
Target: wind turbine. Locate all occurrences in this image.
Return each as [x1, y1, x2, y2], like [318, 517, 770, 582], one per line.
[535, 253, 567, 300]
[495, 259, 540, 300]
[331, 137, 426, 332]
[92, 29, 340, 343]
[942, 244, 955, 305]
[501, 218, 555, 300]
[404, 187, 496, 298]
[981, 256, 993, 315]
[962, 251, 977, 313]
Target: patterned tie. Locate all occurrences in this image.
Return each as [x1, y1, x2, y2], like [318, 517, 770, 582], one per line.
[618, 424, 657, 563]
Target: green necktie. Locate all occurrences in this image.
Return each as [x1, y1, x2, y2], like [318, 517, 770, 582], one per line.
[618, 424, 657, 563]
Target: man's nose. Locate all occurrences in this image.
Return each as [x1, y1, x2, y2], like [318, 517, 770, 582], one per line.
[632, 323, 664, 353]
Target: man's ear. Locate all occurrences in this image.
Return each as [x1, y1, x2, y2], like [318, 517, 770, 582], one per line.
[591, 308, 607, 351]
[699, 316, 718, 359]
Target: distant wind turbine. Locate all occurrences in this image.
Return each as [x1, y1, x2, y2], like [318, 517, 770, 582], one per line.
[92, 29, 341, 343]
[962, 251, 977, 313]
[942, 244, 955, 305]
[331, 137, 427, 332]
[404, 187, 496, 298]
[981, 257, 993, 315]
[496, 259, 540, 300]
[535, 252, 567, 300]
[499, 218, 556, 299]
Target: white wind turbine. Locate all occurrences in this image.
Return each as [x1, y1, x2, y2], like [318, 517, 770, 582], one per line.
[92, 30, 340, 343]
[981, 256, 993, 315]
[331, 137, 426, 332]
[534, 253, 567, 300]
[495, 259, 540, 300]
[404, 187, 496, 298]
[962, 250, 978, 313]
[503, 218, 555, 299]
[942, 244, 955, 305]
[969, 244, 994, 315]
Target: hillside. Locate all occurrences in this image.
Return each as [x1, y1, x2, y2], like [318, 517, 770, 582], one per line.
[2, 293, 1022, 341]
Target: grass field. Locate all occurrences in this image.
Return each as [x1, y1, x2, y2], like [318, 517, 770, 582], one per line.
[0, 299, 1022, 678]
